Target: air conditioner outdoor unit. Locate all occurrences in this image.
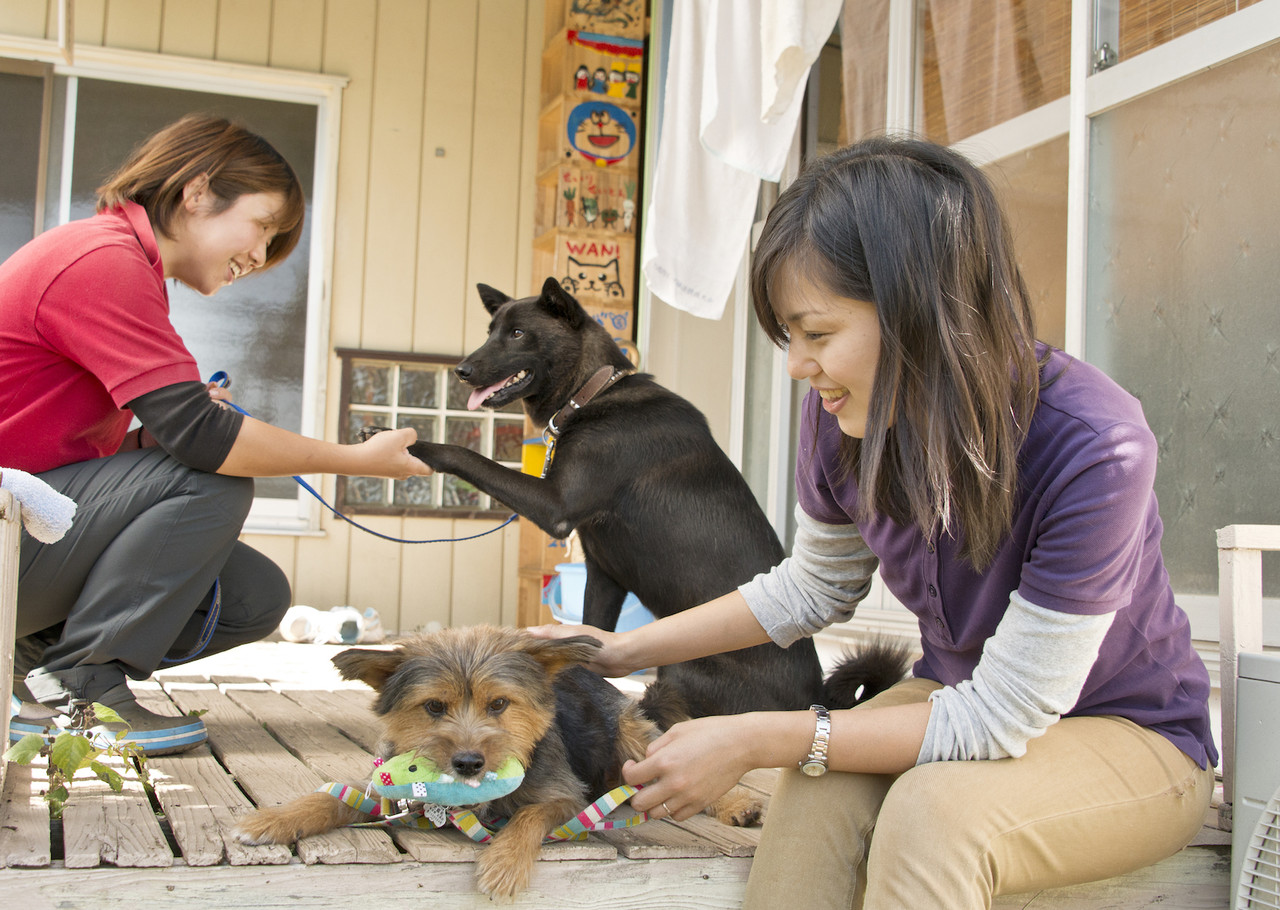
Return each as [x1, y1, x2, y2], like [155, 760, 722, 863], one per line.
[1232, 650, 1280, 909]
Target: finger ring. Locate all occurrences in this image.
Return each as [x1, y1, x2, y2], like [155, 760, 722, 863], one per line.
[662, 801, 672, 816]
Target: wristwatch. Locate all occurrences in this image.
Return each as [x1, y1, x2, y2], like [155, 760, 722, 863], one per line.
[799, 704, 831, 777]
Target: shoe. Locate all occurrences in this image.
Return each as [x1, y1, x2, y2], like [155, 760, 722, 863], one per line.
[8, 682, 207, 756]
[278, 604, 323, 642]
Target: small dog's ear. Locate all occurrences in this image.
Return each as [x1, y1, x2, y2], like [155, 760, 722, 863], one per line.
[540, 277, 585, 329]
[520, 633, 602, 677]
[476, 283, 512, 316]
[332, 647, 404, 691]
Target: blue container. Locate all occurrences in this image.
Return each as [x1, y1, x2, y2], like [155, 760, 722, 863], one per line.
[549, 563, 654, 633]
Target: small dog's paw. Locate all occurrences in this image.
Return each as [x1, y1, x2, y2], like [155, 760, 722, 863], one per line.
[707, 786, 764, 827]
[475, 840, 535, 900]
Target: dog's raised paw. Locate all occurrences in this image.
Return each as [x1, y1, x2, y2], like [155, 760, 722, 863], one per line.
[358, 425, 393, 443]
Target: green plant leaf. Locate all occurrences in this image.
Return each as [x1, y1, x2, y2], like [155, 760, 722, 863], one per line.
[90, 760, 124, 792]
[46, 784, 69, 812]
[50, 732, 97, 777]
[91, 702, 125, 725]
[3, 733, 45, 764]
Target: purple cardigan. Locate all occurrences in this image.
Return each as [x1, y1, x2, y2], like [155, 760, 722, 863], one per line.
[796, 346, 1217, 769]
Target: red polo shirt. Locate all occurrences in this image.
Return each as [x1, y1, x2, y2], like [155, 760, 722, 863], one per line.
[0, 202, 200, 473]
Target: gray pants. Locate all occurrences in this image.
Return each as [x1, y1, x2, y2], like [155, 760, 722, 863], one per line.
[18, 447, 291, 704]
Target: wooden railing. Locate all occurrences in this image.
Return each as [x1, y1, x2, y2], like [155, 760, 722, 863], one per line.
[0, 489, 21, 793]
[1217, 523, 1280, 832]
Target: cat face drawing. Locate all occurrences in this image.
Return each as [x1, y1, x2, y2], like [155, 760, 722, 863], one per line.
[561, 255, 625, 298]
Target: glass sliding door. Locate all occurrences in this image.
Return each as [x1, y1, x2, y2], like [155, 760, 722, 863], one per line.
[1085, 42, 1280, 595]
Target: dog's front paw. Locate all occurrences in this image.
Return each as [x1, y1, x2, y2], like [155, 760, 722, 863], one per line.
[358, 425, 394, 443]
[475, 837, 537, 900]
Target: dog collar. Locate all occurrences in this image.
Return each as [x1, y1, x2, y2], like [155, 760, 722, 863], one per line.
[540, 366, 632, 478]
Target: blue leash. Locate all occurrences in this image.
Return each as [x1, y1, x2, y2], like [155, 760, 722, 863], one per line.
[207, 371, 518, 545]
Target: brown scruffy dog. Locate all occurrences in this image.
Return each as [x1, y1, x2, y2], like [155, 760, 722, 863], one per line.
[234, 626, 761, 899]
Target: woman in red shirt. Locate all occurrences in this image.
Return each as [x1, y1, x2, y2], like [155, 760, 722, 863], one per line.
[1, 114, 429, 755]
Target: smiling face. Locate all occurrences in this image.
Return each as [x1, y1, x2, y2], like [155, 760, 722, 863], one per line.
[159, 176, 285, 296]
[776, 269, 882, 439]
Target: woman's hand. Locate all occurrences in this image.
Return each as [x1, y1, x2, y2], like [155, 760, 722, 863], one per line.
[355, 425, 433, 479]
[622, 714, 762, 821]
[526, 623, 633, 677]
[207, 378, 235, 409]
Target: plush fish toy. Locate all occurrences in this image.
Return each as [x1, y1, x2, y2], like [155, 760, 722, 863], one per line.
[371, 752, 525, 806]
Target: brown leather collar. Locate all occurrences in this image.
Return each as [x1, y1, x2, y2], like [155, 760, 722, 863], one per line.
[546, 366, 631, 439]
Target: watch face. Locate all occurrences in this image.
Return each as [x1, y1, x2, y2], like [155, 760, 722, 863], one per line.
[801, 760, 827, 777]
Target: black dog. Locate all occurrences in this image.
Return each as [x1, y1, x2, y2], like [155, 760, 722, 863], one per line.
[376, 278, 905, 723]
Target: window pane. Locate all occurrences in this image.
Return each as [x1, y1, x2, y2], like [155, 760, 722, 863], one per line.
[494, 419, 525, 463]
[1100, 0, 1245, 65]
[347, 410, 387, 444]
[398, 414, 436, 442]
[985, 136, 1069, 349]
[393, 474, 434, 507]
[0, 70, 44, 262]
[346, 476, 388, 506]
[65, 78, 317, 500]
[443, 475, 482, 508]
[446, 417, 484, 452]
[399, 366, 439, 408]
[447, 371, 475, 410]
[1086, 42, 1280, 595]
[352, 364, 391, 405]
[919, 0, 1071, 145]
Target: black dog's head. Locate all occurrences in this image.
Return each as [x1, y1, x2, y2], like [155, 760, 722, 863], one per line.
[455, 277, 631, 426]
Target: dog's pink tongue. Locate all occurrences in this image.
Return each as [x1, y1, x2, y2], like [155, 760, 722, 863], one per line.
[467, 377, 513, 411]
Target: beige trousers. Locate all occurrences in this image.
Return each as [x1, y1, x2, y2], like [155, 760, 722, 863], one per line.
[743, 678, 1214, 910]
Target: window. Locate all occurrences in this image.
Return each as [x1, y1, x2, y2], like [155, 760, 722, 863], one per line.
[0, 45, 345, 531]
[335, 350, 527, 516]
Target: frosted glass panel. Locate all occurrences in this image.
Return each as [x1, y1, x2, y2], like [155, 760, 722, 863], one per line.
[1086, 43, 1280, 595]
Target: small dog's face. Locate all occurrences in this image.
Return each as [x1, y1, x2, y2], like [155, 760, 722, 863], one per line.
[334, 626, 600, 787]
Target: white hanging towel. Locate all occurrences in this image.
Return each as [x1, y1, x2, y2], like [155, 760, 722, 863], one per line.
[643, 0, 843, 319]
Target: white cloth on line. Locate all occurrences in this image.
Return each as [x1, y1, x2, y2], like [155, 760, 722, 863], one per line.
[642, 0, 842, 320]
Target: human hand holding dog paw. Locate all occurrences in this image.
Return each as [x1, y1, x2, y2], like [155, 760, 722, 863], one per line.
[354, 425, 433, 479]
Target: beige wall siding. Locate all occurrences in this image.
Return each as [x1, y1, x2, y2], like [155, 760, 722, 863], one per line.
[1, 0, 542, 633]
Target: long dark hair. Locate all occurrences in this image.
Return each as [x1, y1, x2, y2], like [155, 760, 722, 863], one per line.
[97, 114, 305, 270]
[752, 136, 1043, 569]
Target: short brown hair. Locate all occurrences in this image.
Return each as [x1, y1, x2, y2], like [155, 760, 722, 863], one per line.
[97, 114, 306, 270]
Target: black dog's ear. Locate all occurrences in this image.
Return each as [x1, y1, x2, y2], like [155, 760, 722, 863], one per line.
[476, 283, 512, 316]
[519, 633, 602, 677]
[539, 277, 586, 329]
[332, 647, 405, 692]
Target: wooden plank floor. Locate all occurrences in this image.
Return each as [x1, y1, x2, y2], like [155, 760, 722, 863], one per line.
[1, 641, 1232, 909]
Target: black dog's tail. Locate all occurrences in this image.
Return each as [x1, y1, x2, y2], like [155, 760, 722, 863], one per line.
[822, 638, 913, 709]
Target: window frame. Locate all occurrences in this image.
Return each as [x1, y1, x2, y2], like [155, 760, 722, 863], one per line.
[334, 348, 528, 520]
[0, 38, 348, 534]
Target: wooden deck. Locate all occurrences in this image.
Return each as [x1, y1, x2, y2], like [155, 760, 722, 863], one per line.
[0, 641, 1232, 909]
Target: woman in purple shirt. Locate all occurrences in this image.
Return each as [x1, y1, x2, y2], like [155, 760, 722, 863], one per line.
[534, 136, 1216, 908]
